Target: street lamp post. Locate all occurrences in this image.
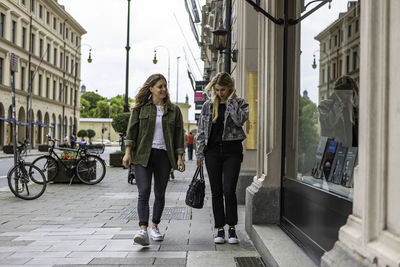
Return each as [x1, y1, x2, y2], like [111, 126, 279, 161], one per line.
[124, 0, 131, 112]
[108, 99, 111, 141]
[153, 46, 170, 90]
[73, 45, 92, 134]
[176, 56, 180, 103]
[312, 50, 331, 94]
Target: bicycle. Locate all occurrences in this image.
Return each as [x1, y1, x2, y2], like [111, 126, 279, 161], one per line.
[7, 141, 47, 200]
[31, 134, 106, 185]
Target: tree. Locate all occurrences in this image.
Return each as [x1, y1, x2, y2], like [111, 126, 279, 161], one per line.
[298, 91, 319, 174]
[111, 112, 131, 134]
[87, 129, 96, 139]
[77, 129, 88, 141]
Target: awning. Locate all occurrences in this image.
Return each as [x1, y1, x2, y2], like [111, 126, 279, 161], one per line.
[0, 117, 29, 126]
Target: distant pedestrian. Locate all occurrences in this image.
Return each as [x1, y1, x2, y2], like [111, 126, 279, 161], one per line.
[123, 73, 185, 246]
[187, 132, 194, 160]
[196, 72, 249, 244]
[70, 131, 76, 149]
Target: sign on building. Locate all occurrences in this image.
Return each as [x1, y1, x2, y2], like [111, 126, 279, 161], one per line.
[194, 81, 208, 110]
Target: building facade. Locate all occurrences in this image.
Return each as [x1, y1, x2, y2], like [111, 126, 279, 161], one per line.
[199, 0, 399, 266]
[0, 0, 86, 148]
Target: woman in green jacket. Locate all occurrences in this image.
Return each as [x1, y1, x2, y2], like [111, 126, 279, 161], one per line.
[123, 73, 185, 246]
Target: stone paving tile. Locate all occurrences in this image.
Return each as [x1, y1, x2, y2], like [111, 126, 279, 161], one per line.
[0, 252, 12, 259]
[67, 251, 129, 258]
[7, 251, 70, 258]
[0, 257, 32, 264]
[153, 257, 186, 265]
[126, 251, 186, 258]
[26, 257, 93, 265]
[88, 257, 154, 265]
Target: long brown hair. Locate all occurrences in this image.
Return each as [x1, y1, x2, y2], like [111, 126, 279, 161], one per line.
[132, 74, 171, 111]
[204, 72, 234, 123]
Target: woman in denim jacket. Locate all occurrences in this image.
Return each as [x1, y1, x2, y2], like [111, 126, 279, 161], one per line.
[196, 72, 249, 244]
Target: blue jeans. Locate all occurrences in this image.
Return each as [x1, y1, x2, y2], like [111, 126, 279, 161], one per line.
[134, 149, 171, 227]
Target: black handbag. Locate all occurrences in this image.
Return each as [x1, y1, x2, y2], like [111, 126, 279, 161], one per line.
[185, 166, 205, 209]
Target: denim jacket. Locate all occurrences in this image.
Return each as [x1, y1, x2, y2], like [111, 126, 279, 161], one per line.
[195, 97, 249, 160]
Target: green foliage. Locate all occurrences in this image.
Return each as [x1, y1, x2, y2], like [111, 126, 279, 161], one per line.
[80, 92, 133, 118]
[77, 129, 88, 140]
[111, 112, 131, 134]
[87, 129, 96, 138]
[298, 92, 320, 173]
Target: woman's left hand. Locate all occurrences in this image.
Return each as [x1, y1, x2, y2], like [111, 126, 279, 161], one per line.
[177, 158, 185, 172]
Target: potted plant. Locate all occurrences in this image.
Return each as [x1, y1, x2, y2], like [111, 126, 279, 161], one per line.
[109, 112, 131, 167]
[77, 129, 88, 141]
[87, 129, 95, 145]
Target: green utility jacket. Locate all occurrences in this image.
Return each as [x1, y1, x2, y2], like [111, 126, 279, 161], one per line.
[124, 99, 185, 170]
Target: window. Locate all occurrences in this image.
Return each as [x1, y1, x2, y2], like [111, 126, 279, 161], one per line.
[22, 0, 25, 5]
[59, 22, 62, 35]
[329, 38, 331, 49]
[65, 85, 68, 103]
[53, 80, 56, 100]
[46, 77, 49, 98]
[30, 0, 35, 12]
[59, 82, 62, 101]
[30, 33, 35, 53]
[339, 59, 342, 76]
[353, 51, 358, 70]
[12, 21, 16, 43]
[355, 20, 359, 33]
[66, 55, 69, 71]
[0, 58, 3, 84]
[53, 48, 57, 66]
[46, 11, 50, 24]
[30, 70, 34, 91]
[60, 52, 63, 69]
[39, 38, 43, 58]
[53, 17, 56, 30]
[70, 87, 73, 105]
[66, 28, 68, 39]
[334, 35, 337, 46]
[0, 13, 4, 38]
[340, 29, 343, 43]
[22, 27, 26, 49]
[322, 69, 325, 83]
[346, 55, 350, 73]
[21, 67, 25, 90]
[71, 32, 73, 43]
[323, 42, 326, 52]
[333, 62, 336, 79]
[71, 59, 74, 74]
[348, 24, 352, 38]
[47, 43, 50, 62]
[39, 4, 42, 18]
[38, 74, 42, 96]
[76, 36, 78, 46]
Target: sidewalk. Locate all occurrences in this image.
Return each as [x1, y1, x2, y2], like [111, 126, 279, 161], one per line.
[0, 159, 261, 266]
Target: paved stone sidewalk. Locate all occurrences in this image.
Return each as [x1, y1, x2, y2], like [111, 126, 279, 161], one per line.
[0, 159, 260, 266]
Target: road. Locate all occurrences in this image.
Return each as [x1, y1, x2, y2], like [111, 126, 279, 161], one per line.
[0, 146, 121, 189]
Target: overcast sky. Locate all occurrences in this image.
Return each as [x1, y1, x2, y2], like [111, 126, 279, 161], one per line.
[58, 0, 350, 115]
[58, 0, 204, 120]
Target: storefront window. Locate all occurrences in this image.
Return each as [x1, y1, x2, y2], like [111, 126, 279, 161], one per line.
[297, 0, 360, 200]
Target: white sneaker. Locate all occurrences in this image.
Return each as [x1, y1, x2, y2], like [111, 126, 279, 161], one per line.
[134, 229, 150, 246]
[228, 227, 239, 244]
[214, 228, 225, 244]
[150, 226, 163, 241]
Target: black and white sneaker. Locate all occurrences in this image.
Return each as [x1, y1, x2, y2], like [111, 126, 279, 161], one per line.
[214, 228, 225, 244]
[228, 227, 239, 244]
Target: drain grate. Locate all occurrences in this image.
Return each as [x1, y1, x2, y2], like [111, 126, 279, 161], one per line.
[235, 257, 267, 267]
[119, 207, 191, 220]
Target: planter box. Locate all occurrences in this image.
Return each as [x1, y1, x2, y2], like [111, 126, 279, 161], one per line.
[110, 153, 124, 167]
[50, 160, 96, 183]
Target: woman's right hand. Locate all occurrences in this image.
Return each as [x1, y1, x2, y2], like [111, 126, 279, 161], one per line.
[122, 153, 131, 169]
[197, 160, 203, 167]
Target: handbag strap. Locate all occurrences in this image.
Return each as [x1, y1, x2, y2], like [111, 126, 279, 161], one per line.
[193, 166, 205, 182]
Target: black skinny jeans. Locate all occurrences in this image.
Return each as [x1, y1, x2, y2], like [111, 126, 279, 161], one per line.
[134, 149, 171, 227]
[205, 144, 243, 228]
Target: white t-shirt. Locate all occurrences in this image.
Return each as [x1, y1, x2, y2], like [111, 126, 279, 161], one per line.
[152, 105, 167, 150]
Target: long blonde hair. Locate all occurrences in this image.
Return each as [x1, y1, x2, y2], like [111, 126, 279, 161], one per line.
[204, 72, 234, 123]
[133, 74, 171, 111]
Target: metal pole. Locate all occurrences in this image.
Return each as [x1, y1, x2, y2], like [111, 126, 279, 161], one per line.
[224, 0, 231, 73]
[108, 100, 111, 141]
[73, 49, 78, 133]
[10, 53, 19, 166]
[124, 0, 131, 112]
[27, 15, 33, 150]
[176, 56, 180, 103]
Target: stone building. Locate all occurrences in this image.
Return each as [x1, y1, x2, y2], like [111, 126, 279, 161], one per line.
[0, 0, 86, 148]
[199, 0, 400, 266]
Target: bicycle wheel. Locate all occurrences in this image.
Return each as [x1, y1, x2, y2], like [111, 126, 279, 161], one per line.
[76, 155, 106, 185]
[8, 163, 47, 200]
[31, 155, 59, 183]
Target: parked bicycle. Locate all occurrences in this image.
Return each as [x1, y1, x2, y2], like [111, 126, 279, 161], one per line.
[7, 141, 46, 200]
[31, 134, 106, 185]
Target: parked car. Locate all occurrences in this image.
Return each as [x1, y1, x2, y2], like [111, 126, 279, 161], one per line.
[92, 139, 111, 145]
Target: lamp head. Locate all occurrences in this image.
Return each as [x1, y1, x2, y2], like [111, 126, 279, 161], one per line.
[153, 50, 158, 64]
[87, 49, 92, 63]
[212, 25, 229, 52]
[312, 54, 317, 69]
